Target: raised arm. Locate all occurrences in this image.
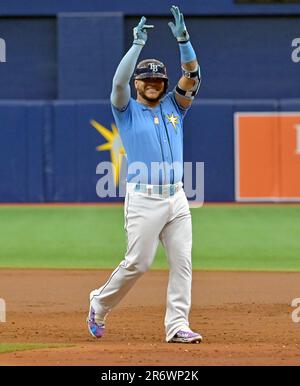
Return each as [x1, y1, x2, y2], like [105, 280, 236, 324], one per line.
[110, 17, 154, 110]
[168, 6, 201, 110]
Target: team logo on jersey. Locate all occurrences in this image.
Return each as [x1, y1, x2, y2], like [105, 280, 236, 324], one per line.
[91, 119, 125, 186]
[166, 113, 179, 133]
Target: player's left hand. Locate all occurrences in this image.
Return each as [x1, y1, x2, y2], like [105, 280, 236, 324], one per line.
[168, 5, 190, 43]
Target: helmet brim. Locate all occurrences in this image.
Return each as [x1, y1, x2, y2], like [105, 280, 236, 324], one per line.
[134, 73, 168, 80]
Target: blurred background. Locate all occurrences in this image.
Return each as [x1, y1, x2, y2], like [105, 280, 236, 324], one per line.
[0, 0, 299, 203]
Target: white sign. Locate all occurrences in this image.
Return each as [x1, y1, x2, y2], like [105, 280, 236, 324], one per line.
[0, 38, 6, 63]
[291, 298, 300, 323]
[0, 298, 6, 322]
[295, 125, 300, 155]
[291, 38, 300, 63]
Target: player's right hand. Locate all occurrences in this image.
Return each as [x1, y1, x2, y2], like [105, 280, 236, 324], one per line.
[133, 17, 154, 46]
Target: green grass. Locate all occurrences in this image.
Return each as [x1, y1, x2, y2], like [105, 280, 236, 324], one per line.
[0, 205, 299, 271]
[0, 343, 73, 355]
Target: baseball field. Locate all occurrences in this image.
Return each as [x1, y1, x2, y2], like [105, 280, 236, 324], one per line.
[0, 203, 300, 366]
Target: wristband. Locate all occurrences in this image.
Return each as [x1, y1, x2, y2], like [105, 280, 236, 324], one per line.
[179, 41, 196, 63]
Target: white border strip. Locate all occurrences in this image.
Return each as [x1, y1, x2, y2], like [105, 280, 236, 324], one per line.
[234, 111, 300, 202]
[235, 112, 300, 117]
[238, 197, 300, 202]
[234, 113, 241, 202]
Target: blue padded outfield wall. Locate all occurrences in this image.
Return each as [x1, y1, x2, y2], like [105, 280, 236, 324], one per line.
[0, 7, 299, 202]
[1, 15, 299, 100]
[1, 99, 299, 202]
[57, 13, 124, 99]
[125, 17, 300, 99]
[0, 18, 56, 99]
[0, 102, 46, 202]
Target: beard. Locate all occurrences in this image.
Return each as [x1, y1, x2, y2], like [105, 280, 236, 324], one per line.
[138, 88, 165, 103]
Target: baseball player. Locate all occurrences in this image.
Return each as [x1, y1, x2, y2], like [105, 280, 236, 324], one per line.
[88, 5, 202, 343]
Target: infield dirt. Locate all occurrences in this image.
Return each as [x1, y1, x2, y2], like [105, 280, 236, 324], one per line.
[0, 269, 300, 366]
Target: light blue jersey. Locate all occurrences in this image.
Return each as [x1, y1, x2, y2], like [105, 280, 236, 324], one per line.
[112, 91, 189, 185]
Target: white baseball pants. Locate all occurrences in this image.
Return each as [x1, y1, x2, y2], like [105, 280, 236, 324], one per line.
[90, 183, 193, 342]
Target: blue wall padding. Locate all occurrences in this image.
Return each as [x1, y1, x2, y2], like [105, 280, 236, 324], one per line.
[42, 104, 55, 202]
[52, 102, 78, 201]
[184, 100, 235, 201]
[279, 99, 300, 112]
[76, 102, 118, 202]
[125, 16, 300, 100]
[52, 101, 119, 202]
[57, 13, 124, 99]
[0, 100, 299, 202]
[233, 100, 278, 113]
[0, 104, 27, 202]
[26, 103, 48, 202]
[0, 102, 45, 202]
[0, 15, 299, 100]
[0, 18, 56, 99]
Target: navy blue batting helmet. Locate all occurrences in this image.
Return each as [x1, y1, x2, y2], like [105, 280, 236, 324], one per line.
[134, 59, 168, 93]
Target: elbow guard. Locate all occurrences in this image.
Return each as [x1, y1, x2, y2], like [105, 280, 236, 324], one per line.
[175, 66, 201, 99]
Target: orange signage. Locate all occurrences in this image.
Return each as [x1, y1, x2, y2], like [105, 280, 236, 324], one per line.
[235, 113, 300, 201]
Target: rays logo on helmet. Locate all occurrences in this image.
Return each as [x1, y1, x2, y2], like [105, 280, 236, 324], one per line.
[149, 63, 158, 72]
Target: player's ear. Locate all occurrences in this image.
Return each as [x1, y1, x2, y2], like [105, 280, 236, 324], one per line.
[134, 80, 138, 89]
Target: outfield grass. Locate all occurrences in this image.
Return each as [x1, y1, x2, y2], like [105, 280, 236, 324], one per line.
[0, 205, 299, 271]
[0, 343, 73, 355]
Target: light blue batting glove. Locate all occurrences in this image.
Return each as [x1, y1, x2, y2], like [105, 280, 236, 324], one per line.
[168, 5, 190, 43]
[133, 16, 154, 46]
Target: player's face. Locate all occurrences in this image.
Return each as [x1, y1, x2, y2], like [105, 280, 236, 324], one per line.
[135, 78, 165, 103]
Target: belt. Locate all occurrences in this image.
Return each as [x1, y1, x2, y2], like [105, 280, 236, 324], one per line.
[127, 182, 182, 198]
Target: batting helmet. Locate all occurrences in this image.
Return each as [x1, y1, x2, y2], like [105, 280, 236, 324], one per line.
[134, 59, 168, 93]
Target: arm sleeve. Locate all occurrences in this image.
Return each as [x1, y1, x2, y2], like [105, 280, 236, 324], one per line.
[179, 41, 197, 64]
[110, 44, 143, 111]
